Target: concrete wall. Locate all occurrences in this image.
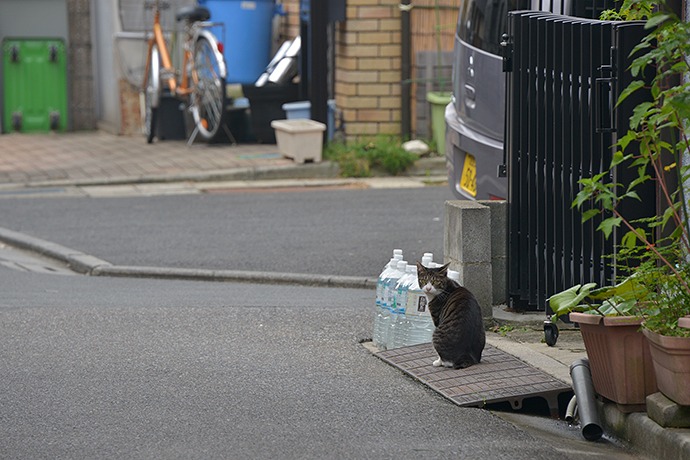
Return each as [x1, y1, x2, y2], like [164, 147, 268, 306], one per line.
[92, 0, 119, 133]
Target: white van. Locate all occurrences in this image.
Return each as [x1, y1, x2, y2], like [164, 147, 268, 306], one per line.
[445, 0, 616, 200]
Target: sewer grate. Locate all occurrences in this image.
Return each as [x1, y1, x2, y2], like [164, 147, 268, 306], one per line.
[376, 342, 572, 416]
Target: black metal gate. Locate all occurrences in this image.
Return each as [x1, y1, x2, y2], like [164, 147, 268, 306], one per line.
[503, 11, 654, 312]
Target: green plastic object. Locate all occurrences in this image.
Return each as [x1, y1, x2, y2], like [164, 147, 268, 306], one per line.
[3, 38, 68, 133]
[426, 91, 452, 155]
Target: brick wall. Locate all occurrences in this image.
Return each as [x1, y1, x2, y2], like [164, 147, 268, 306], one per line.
[334, 0, 402, 138]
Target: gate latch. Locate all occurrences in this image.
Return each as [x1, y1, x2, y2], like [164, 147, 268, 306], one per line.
[500, 34, 513, 72]
[595, 64, 616, 133]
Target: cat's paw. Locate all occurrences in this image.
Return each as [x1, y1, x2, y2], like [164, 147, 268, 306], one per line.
[432, 357, 443, 367]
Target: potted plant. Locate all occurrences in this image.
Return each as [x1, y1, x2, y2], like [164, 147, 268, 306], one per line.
[569, 0, 690, 406]
[548, 276, 658, 411]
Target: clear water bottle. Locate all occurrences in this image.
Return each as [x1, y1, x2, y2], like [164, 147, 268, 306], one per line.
[390, 264, 416, 348]
[402, 265, 435, 346]
[373, 250, 403, 348]
[448, 269, 460, 284]
[373, 257, 395, 348]
[380, 260, 407, 349]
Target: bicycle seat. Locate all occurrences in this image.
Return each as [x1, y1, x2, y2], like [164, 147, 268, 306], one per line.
[176, 6, 210, 22]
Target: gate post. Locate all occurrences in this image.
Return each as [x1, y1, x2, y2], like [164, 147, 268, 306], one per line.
[444, 200, 493, 321]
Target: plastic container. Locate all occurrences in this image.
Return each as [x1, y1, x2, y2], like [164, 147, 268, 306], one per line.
[380, 260, 407, 350]
[390, 264, 417, 348]
[282, 101, 311, 119]
[3, 39, 68, 132]
[402, 278, 434, 346]
[281, 99, 337, 141]
[242, 82, 299, 143]
[271, 119, 326, 163]
[374, 252, 403, 349]
[199, 0, 275, 84]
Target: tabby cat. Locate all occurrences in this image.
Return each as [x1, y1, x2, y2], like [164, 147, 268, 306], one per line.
[416, 262, 485, 369]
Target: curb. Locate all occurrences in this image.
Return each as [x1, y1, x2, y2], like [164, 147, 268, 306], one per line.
[0, 226, 376, 289]
[0, 157, 447, 191]
[92, 264, 377, 289]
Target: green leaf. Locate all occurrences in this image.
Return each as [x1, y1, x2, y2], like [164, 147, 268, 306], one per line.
[617, 81, 645, 106]
[581, 209, 600, 222]
[621, 229, 645, 248]
[645, 13, 671, 29]
[597, 217, 622, 239]
[547, 283, 598, 317]
[610, 150, 626, 167]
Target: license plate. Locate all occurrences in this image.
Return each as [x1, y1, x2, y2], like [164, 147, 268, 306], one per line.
[460, 153, 477, 197]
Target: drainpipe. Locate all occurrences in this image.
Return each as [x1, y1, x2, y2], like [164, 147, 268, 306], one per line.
[564, 395, 577, 423]
[400, 1, 412, 139]
[569, 359, 603, 441]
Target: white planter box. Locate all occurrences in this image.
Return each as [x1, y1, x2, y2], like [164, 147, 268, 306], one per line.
[270, 119, 326, 163]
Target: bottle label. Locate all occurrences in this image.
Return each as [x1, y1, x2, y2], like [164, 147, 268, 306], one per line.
[405, 292, 430, 317]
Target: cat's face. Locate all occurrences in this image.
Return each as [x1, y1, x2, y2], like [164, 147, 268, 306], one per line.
[416, 262, 450, 298]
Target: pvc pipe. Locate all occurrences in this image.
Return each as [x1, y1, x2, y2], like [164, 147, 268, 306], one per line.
[569, 359, 603, 441]
[565, 395, 577, 423]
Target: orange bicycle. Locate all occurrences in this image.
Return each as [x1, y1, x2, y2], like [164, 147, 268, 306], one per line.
[142, 0, 228, 143]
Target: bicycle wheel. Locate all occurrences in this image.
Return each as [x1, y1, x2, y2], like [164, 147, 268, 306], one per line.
[144, 44, 161, 144]
[189, 36, 227, 142]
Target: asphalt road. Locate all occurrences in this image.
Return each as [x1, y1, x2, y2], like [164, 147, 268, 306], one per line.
[0, 186, 641, 459]
[0, 187, 450, 278]
[0, 267, 588, 460]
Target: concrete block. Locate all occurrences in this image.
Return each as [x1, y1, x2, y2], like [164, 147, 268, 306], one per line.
[479, 200, 508, 305]
[444, 200, 491, 264]
[647, 392, 690, 428]
[444, 200, 493, 319]
[453, 261, 493, 319]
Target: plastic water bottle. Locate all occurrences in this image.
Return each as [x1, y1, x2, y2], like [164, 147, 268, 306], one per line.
[390, 264, 416, 348]
[376, 250, 402, 310]
[373, 250, 403, 348]
[448, 269, 460, 284]
[402, 265, 435, 346]
[380, 260, 407, 349]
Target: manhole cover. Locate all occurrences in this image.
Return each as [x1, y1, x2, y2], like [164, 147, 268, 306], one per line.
[376, 342, 571, 416]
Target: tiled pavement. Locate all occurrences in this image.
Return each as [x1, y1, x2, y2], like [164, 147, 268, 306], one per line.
[0, 131, 295, 187]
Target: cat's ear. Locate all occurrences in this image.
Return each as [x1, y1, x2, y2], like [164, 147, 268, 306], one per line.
[439, 262, 450, 274]
[416, 261, 424, 270]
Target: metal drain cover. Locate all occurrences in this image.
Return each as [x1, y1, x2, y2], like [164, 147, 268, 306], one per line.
[376, 342, 571, 415]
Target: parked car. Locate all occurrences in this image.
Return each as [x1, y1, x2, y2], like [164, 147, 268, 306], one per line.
[445, 0, 617, 200]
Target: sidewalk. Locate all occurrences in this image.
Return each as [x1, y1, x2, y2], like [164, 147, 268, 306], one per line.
[1, 130, 689, 459]
[0, 131, 445, 190]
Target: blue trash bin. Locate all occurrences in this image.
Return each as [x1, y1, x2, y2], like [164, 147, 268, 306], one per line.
[199, 0, 275, 84]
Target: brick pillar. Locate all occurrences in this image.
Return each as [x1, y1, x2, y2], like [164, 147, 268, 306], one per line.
[335, 0, 402, 139]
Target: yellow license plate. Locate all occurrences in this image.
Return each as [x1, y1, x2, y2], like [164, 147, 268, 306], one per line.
[459, 153, 477, 197]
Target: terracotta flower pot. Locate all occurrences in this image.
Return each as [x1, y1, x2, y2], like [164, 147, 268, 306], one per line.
[642, 328, 690, 406]
[569, 312, 657, 412]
